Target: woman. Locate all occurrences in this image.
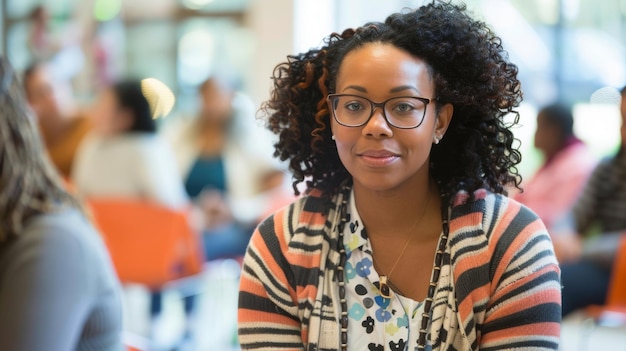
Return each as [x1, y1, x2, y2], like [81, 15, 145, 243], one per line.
[0, 58, 123, 349]
[23, 61, 92, 179]
[164, 76, 286, 259]
[514, 103, 596, 232]
[72, 80, 187, 209]
[71, 80, 191, 346]
[238, 2, 561, 350]
[557, 86, 626, 316]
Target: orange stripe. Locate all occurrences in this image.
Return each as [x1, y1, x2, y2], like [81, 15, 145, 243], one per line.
[481, 322, 560, 344]
[238, 309, 300, 327]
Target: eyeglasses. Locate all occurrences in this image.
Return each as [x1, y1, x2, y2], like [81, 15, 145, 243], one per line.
[327, 94, 434, 129]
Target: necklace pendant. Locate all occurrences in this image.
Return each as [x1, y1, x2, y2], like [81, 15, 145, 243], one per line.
[379, 275, 393, 298]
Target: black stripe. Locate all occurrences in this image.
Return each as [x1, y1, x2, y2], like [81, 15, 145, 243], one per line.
[479, 339, 559, 351]
[303, 194, 327, 213]
[292, 265, 321, 288]
[448, 228, 484, 248]
[500, 248, 554, 283]
[490, 206, 538, 282]
[241, 340, 305, 349]
[455, 263, 490, 303]
[258, 215, 297, 291]
[450, 196, 486, 222]
[480, 303, 561, 335]
[244, 250, 295, 308]
[485, 195, 501, 241]
[238, 291, 300, 323]
[463, 317, 476, 343]
[238, 326, 301, 336]
[490, 270, 560, 310]
[508, 234, 550, 265]
[451, 241, 489, 263]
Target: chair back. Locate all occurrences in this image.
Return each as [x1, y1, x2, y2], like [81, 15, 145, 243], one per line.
[88, 198, 204, 288]
[606, 236, 626, 308]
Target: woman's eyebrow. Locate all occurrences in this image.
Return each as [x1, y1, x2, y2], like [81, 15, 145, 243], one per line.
[342, 85, 367, 93]
[389, 85, 419, 93]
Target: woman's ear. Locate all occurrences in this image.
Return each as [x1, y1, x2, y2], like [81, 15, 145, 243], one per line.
[434, 103, 453, 140]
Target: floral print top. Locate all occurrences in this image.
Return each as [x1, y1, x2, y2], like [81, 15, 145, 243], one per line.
[343, 190, 430, 351]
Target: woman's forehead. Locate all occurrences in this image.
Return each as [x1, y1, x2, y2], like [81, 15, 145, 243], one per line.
[335, 43, 434, 96]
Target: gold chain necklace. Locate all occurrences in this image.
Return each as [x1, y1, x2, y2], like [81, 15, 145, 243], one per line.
[370, 187, 433, 299]
[336, 182, 451, 351]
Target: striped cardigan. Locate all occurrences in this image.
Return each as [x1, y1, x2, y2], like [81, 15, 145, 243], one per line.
[238, 187, 561, 350]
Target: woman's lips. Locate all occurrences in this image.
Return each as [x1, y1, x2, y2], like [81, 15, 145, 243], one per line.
[357, 150, 400, 167]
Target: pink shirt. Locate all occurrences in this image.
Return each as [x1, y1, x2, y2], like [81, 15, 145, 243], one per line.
[515, 142, 597, 231]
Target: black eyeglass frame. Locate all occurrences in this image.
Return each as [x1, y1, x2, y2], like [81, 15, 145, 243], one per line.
[326, 93, 436, 129]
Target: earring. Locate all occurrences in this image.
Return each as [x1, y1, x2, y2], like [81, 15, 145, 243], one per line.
[331, 135, 336, 141]
[433, 136, 439, 144]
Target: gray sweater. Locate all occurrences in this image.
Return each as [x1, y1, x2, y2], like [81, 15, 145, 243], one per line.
[0, 208, 124, 350]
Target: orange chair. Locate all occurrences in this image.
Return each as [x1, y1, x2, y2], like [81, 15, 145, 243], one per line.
[586, 235, 626, 325]
[88, 198, 204, 289]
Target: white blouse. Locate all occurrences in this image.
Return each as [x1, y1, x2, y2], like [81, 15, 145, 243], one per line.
[343, 190, 430, 351]
[72, 133, 188, 209]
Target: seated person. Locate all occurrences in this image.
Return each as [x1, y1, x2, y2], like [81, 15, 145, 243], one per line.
[72, 78, 193, 348]
[0, 57, 123, 351]
[164, 76, 288, 260]
[23, 61, 91, 179]
[514, 103, 596, 231]
[554, 86, 626, 316]
[72, 79, 187, 208]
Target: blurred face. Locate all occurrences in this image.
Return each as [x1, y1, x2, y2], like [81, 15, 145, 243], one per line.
[330, 43, 452, 193]
[533, 112, 561, 157]
[199, 80, 234, 124]
[24, 66, 63, 124]
[91, 89, 131, 136]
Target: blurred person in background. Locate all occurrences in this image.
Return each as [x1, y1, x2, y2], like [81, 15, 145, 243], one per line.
[555, 86, 626, 316]
[164, 76, 288, 261]
[23, 61, 91, 179]
[71, 79, 187, 208]
[514, 103, 596, 232]
[28, 5, 85, 81]
[71, 79, 192, 349]
[0, 57, 123, 350]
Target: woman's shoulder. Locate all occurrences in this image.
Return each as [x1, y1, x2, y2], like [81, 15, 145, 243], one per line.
[255, 189, 336, 248]
[0, 208, 115, 282]
[259, 189, 332, 230]
[450, 189, 543, 238]
[21, 208, 106, 256]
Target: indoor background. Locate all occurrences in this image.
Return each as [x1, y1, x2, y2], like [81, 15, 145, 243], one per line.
[1, 0, 625, 350]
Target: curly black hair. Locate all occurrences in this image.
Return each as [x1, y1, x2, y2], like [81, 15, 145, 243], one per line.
[263, 1, 523, 199]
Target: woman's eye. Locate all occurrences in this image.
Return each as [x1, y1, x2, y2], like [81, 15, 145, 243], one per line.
[344, 102, 364, 111]
[393, 103, 415, 113]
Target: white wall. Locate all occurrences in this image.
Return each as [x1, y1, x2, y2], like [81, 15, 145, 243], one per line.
[244, 0, 294, 107]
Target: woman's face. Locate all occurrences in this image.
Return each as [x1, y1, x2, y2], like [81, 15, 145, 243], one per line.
[534, 112, 561, 157]
[200, 80, 234, 125]
[91, 89, 130, 136]
[330, 43, 452, 193]
[24, 66, 65, 124]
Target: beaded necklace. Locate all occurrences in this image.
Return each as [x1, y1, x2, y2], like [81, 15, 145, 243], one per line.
[336, 183, 451, 351]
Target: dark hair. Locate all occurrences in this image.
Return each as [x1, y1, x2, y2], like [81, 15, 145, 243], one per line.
[263, 2, 522, 198]
[0, 57, 79, 242]
[111, 80, 156, 134]
[537, 103, 574, 140]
